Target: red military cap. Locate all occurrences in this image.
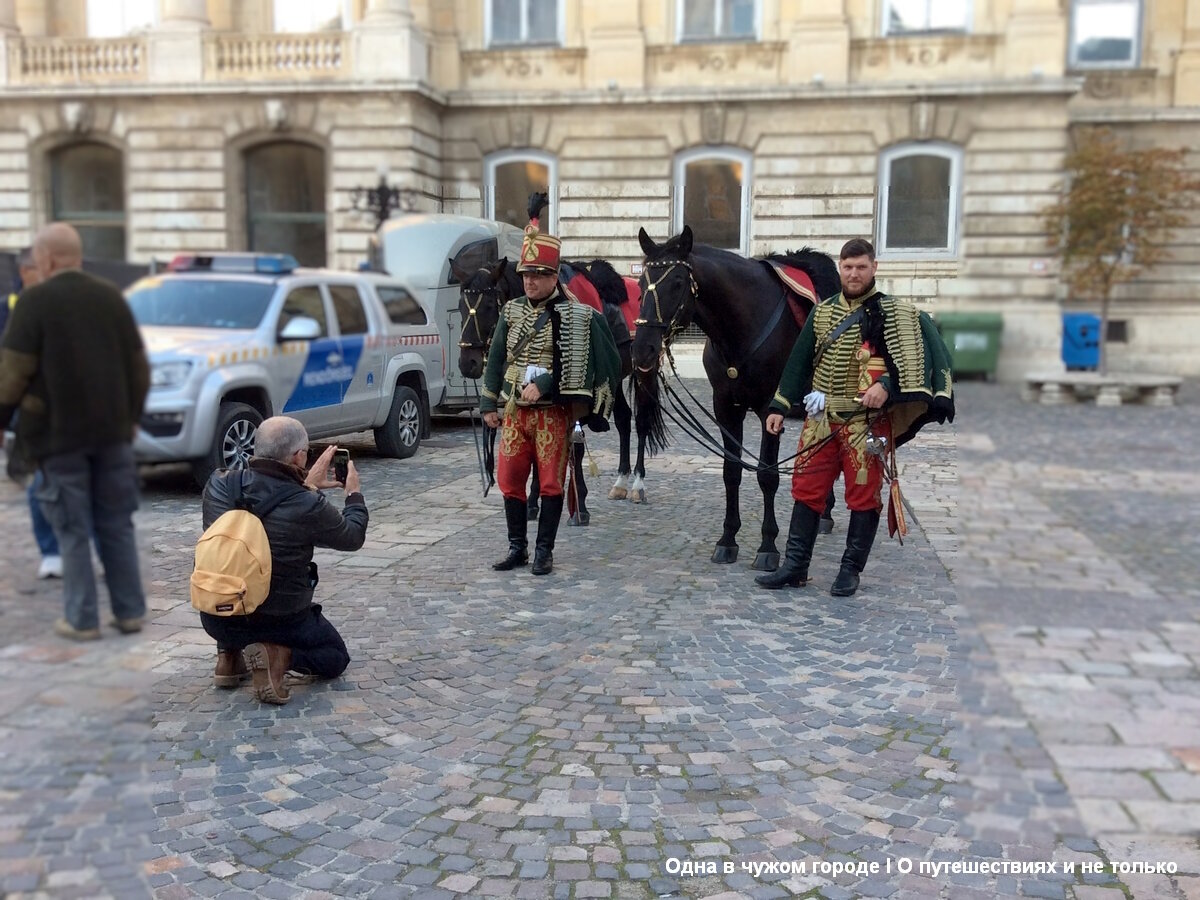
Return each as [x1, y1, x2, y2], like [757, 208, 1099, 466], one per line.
[516, 223, 561, 274]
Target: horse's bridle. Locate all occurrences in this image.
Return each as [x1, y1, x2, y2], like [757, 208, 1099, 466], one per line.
[634, 259, 699, 345]
[458, 273, 504, 352]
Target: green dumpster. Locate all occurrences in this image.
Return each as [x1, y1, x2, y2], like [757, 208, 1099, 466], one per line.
[935, 312, 1003, 379]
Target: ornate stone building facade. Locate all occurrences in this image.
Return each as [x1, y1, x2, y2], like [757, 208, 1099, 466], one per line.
[0, 0, 1197, 377]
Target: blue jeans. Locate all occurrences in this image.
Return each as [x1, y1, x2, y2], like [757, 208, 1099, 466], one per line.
[29, 470, 59, 557]
[200, 605, 350, 679]
[36, 443, 147, 630]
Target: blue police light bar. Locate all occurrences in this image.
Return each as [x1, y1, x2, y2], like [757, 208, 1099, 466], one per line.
[167, 253, 299, 274]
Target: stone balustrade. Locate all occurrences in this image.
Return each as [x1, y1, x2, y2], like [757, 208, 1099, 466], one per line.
[13, 36, 146, 84]
[206, 32, 348, 80]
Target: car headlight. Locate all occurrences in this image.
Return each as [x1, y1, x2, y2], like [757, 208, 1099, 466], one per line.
[151, 361, 194, 389]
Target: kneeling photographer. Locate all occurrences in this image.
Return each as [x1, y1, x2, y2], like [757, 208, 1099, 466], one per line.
[197, 416, 368, 705]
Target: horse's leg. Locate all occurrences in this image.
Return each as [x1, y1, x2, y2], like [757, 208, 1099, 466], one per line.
[568, 440, 590, 526]
[712, 393, 742, 564]
[528, 468, 540, 521]
[752, 416, 782, 571]
[820, 484, 836, 534]
[609, 383, 632, 500]
[630, 380, 652, 504]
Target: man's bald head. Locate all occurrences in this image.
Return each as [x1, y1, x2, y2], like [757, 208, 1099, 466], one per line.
[32, 222, 84, 280]
[254, 416, 309, 464]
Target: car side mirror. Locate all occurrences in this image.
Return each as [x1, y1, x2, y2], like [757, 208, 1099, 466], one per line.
[278, 316, 322, 341]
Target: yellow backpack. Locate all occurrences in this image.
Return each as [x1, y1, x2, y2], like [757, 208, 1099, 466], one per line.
[190, 474, 304, 616]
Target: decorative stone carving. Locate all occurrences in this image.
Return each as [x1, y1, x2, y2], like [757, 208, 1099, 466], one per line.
[61, 101, 92, 134]
[510, 111, 531, 147]
[263, 98, 289, 131]
[1082, 70, 1156, 101]
[462, 48, 585, 82]
[701, 104, 725, 145]
[911, 100, 935, 140]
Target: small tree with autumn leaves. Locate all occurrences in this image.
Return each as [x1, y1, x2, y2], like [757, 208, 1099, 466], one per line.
[1043, 127, 1198, 374]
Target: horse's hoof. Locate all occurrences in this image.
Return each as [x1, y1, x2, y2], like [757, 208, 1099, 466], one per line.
[630, 489, 646, 504]
[818, 517, 834, 535]
[528, 506, 539, 522]
[608, 487, 627, 500]
[711, 545, 739, 564]
[569, 511, 590, 527]
[751, 552, 780, 572]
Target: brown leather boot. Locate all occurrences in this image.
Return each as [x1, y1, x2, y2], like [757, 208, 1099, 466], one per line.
[213, 649, 249, 689]
[244, 642, 292, 705]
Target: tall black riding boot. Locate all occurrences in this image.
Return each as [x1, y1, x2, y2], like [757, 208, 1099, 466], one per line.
[531, 495, 564, 576]
[755, 503, 821, 590]
[493, 497, 529, 571]
[830, 509, 881, 596]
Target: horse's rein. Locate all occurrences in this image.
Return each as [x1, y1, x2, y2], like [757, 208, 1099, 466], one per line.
[458, 268, 504, 351]
[634, 259, 698, 346]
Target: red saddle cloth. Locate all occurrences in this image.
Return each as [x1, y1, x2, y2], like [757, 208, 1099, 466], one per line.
[563, 272, 603, 313]
[620, 276, 640, 335]
[763, 260, 818, 329]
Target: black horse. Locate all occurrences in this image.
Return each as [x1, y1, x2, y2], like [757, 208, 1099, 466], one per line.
[455, 256, 665, 524]
[631, 226, 840, 570]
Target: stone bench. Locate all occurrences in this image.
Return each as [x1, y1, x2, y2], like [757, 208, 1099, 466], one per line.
[1023, 372, 1183, 407]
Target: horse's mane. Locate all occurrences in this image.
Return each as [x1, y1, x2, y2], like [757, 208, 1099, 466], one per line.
[573, 258, 628, 311]
[761, 247, 840, 300]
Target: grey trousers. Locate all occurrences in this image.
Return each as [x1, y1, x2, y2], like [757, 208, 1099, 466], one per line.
[36, 443, 146, 630]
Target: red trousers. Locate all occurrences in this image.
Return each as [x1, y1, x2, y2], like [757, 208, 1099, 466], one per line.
[791, 413, 891, 514]
[497, 405, 570, 501]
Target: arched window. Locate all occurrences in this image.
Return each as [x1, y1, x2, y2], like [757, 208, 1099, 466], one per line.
[877, 143, 962, 258]
[674, 148, 751, 254]
[244, 141, 327, 267]
[485, 151, 556, 233]
[50, 142, 126, 261]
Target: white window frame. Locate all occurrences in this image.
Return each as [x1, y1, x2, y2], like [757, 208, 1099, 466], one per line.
[484, 150, 558, 234]
[86, 0, 157, 37]
[876, 142, 962, 260]
[673, 147, 753, 255]
[1068, 0, 1142, 69]
[881, 0, 972, 36]
[272, 0, 353, 32]
[675, 0, 761, 43]
[484, 0, 566, 48]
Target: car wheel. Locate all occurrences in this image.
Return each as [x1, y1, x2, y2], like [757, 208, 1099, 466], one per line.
[191, 401, 263, 486]
[374, 384, 422, 459]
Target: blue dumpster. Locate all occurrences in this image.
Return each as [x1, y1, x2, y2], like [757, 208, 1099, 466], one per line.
[1062, 313, 1101, 370]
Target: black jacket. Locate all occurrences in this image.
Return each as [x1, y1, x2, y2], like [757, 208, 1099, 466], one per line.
[201, 458, 369, 617]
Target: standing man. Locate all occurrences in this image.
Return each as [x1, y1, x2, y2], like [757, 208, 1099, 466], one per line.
[199, 417, 367, 705]
[3, 246, 63, 579]
[0, 223, 151, 639]
[481, 217, 621, 576]
[756, 238, 954, 596]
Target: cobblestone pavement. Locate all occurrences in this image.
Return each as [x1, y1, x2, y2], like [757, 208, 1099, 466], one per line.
[0, 379, 1196, 899]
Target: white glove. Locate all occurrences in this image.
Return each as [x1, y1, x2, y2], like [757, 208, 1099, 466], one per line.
[523, 364, 549, 385]
[803, 391, 826, 418]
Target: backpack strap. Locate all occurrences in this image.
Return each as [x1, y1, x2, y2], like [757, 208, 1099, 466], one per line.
[226, 469, 306, 519]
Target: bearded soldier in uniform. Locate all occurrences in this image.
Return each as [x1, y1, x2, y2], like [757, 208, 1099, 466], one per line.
[756, 238, 955, 596]
[481, 210, 621, 576]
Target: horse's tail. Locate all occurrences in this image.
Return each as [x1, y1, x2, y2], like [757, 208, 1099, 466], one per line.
[630, 374, 670, 456]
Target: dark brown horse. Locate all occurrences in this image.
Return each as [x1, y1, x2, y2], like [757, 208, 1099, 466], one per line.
[631, 226, 840, 570]
[454, 256, 664, 524]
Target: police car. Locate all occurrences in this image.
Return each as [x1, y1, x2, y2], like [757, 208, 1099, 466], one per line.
[128, 253, 444, 485]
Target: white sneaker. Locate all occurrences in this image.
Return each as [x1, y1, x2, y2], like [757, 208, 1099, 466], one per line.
[37, 555, 63, 579]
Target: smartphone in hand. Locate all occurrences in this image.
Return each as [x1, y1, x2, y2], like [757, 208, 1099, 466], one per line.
[332, 448, 350, 484]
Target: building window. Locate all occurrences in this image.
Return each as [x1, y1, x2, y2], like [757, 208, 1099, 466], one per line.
[50, 142, 126, 261]
[1069, 0, 1141, 68]
[485, 151, 556, 233]
[273, 0, 349, 32]
[674, 148, 750, 254]
[244, 141, 327, 267]
[678, 0, 758, 41]
[877, 143, 962, 257]
[86, 0, 156, 37]
[882, 0, 970, 35]
[486, 0, 561, 47]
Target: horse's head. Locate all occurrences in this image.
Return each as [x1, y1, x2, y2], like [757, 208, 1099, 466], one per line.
[632, 225, 697, 376]
[455, 257, 511, 379]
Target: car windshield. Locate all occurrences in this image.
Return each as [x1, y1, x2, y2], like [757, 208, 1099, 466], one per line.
[126, 277, 275, 329]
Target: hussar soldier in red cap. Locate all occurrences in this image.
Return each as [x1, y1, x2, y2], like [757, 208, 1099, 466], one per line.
[481, 197, 621, 576]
